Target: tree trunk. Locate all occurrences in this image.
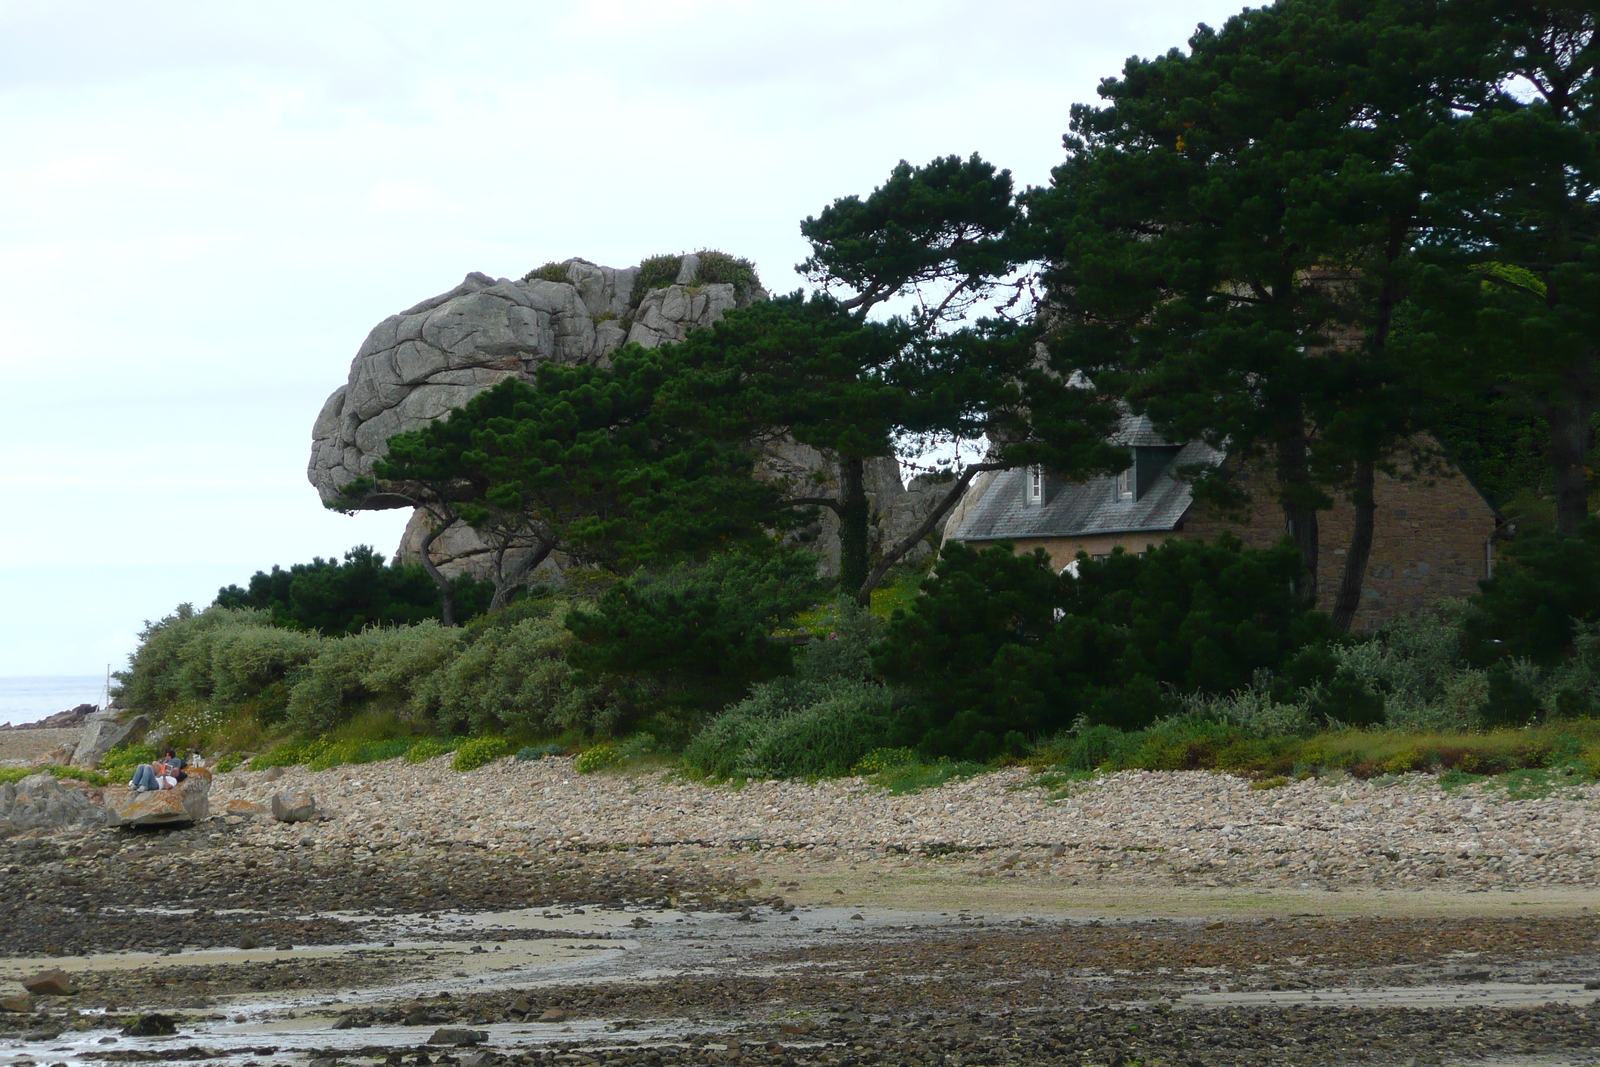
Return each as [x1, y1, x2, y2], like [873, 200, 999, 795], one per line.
[1330, 457, 1375, 634]
[1276, 435, 1320, 607]
[489, 539, 553, 612]
[1549, 395, 1591, 535]
[837, 455, 871, 600]
[417, 518, 457, 627]
[856, 462, 1007, 605]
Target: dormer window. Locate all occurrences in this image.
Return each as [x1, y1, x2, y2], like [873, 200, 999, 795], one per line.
[1028, 467, 1045, 505]
[1114, 467, 1133, 502]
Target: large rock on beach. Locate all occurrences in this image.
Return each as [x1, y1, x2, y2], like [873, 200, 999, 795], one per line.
[307, 257, 763, 505]
[106, 768, 211, 827]
[71, 710, 149, 769]
[270, 791, 316, 822]
[0, 774, 108, 836]
[21, 969, 76, 996]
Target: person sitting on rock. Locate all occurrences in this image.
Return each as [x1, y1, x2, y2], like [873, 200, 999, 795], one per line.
[130, 751, 187, 792]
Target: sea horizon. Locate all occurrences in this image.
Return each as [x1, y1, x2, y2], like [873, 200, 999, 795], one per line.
[0, 674, 108, 727]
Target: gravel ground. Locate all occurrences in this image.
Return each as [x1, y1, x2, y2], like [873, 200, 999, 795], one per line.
[0, 728, 79, 766]
[207, 756, 1600, 894]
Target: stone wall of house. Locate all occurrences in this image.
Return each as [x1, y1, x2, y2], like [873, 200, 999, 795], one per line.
[1179, 442, 1499, 630]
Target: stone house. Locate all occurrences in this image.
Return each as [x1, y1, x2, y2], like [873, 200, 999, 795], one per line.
[943, 416, 1502, 631]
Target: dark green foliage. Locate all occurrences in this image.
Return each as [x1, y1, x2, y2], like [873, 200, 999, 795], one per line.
[874, 536, 1331, 759]
[566, 548, 824, 715]
[631, 254, 683, 305]
[343, 351, 790, 599]
[662, 293, 1122, 599]
[690, 249, 761, 295]
[678, 608, 908, 779]
[1482, 664, 1544, 727]
[522, 261, 571, 284]
[215, 546, 489, 636]
[799, 153, 1027, 322]
[1427, 402, 1551, 512]
[1464, 520, 1600, 667]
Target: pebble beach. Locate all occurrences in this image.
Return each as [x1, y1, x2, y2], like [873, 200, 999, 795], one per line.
[206, 756, 1600, 896]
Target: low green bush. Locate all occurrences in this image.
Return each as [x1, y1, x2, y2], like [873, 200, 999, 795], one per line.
[404, 737, 459, 764]
[100, 742, 160, 782]
[214, 752, 244, 773]
[516, 743, 566, 761]
[452, 735, 516, 771]
[631, 254, 684, 305]
[523, 261, 572, 284]
[575, 742, 622, 774]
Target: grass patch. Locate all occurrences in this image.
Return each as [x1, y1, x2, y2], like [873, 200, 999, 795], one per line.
[0, 765, 109, 787]
[867, 758, 988, 795]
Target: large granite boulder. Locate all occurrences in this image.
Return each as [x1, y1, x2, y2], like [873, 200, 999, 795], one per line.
[106, 768, 211, 827]
[71, 710, 150, 769]
[309, 253, 947, 583]
[0, 774, 109, 836]
[307, 256, 766, 504]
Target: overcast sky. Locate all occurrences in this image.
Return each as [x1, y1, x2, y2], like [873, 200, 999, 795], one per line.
[0, 0, 1248, 691]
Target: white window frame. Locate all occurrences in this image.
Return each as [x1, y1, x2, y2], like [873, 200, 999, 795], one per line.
[1028, 467, 1044, 505]
[1114, 467, 1133, 502]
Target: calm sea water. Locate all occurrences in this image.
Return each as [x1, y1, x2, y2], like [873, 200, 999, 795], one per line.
[0, 675, 108, 726]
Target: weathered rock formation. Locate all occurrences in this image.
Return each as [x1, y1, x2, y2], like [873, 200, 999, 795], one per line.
[308, 254, 951, 584]
[105, 768, 211, 827]
[0, 774, 109, 836]
[71, 709, 149, 769]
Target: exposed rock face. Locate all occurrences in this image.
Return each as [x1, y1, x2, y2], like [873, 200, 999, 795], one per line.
[71, 710, 149, 769]
[0, 774, 109, 836]
[307, 257, 766, 504]
[308, 253, 948, 584]
[106, 768, 211, 827]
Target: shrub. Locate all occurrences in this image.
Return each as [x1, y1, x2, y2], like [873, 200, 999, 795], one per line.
[215, 545, 492, 637]
[575, 742, 622, 774]
[631, 254, 684, 306]
[1463, 519, 1600, 666]
[100, 741, 160, 781]
[568, 549, 823, 717]
[522, 261, 572, 284]
[692, 250, 761, 296]
[214, 752, 244, 773]
[680, 606, 904, 779]
[404, 737, 458, 764]
[516, 743, 566, 761]
[115, 605, 322, 728]
[285, 622, 463, 734]
[852, 747, 918, 776]
[452, 735, 516, 771]
[875, 535, 1330, 758]
[418, 601, 615, 736]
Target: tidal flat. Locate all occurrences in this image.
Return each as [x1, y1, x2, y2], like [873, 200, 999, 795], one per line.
[1, 756, 1599, 1066]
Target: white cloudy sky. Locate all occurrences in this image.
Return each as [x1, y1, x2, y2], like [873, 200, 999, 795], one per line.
[0, 0, 1245, 692]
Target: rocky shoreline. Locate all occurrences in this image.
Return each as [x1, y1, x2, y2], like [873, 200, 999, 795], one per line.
[2, 755, 1598, 1066]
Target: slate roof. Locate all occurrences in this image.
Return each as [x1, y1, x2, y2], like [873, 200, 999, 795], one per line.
[950, 436, 1224, 542]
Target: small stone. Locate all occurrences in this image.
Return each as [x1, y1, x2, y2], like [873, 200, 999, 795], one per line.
[0, 994, 35, 1012]
[261, 766, 286, 783]
[22, 968, 77, 996]
[459, 1052, 494, 1067]
[509, 998, 531, 1016]
[538, 1008, 567, 1022]
[310, 1058, 340, 1067]
[1584, 979, 1600, 990]
[238, 933, 260, 950]
[428, 1028, 488, 1046]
